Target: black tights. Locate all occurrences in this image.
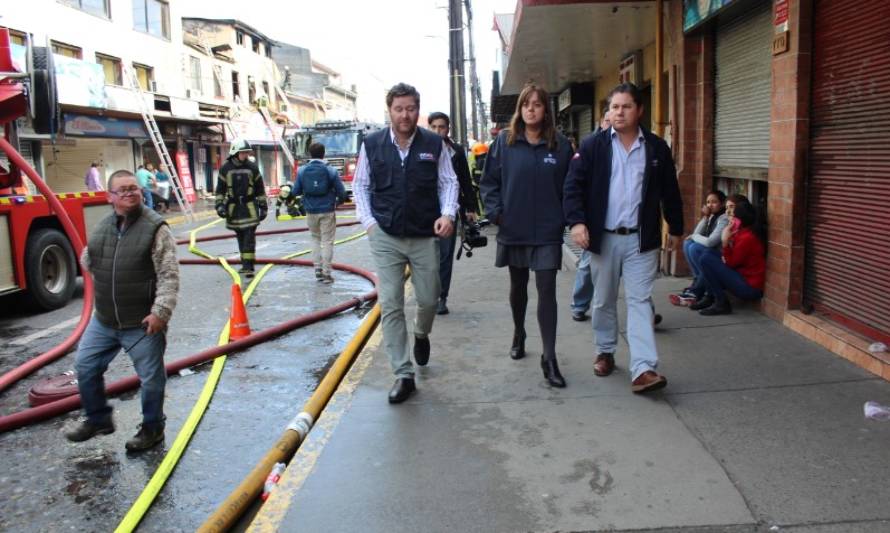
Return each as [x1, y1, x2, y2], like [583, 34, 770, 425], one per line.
[509, 267, 558, 360]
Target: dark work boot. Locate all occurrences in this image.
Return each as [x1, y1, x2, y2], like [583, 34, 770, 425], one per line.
[125, 423, 165, 452]
[510, 330, 526, 360]
[65, 418, 115, 442]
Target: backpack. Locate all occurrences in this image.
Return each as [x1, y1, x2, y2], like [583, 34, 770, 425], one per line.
[301, 164, 333, 197]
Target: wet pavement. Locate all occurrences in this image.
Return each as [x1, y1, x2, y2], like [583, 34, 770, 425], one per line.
[0, 212, 373, 532]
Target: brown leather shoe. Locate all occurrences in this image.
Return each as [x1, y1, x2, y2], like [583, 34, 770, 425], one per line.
[631, 371, 667, 393]
[593, 353, 615, 377]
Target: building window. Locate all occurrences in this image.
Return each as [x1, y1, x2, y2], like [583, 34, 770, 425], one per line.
[262, 81, 270, 101]
[248, 77, 256, 105]
[189, 56, 202, 94]
[265, 45, 272, 59]
[58, 0, 110, 18]
[133, 63, 154, 91]
[132, 0, 170, 40]
[51, 40, 82, 59]
[8, 30, 27, 46]
[232, 70, 240, 99]
[213, 67, 224, 98]
[96, 53, 122, 85]
[236, 31, 244, 46]
[252, 39, 261, 54]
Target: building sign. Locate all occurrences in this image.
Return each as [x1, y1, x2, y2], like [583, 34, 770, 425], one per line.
[619, 52, 642, 85]
[63, 113, 147, 138]
[558, 88, 572, 112]
[54, 54, 107, 108]
[227, 111, 276, 144]
[774, 0, 789, 32]
[174, 150, 197, 203]
[683, 0, 740, 31]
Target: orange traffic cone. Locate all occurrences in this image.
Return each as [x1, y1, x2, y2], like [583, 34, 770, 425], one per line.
[229, 283, 251, 340]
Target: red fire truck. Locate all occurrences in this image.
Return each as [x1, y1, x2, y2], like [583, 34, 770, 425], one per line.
[287, 120, 382, 196]
[1, 27, 107, 310]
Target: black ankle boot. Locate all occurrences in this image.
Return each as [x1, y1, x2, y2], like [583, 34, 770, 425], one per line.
[540, 355, 566, 388]
[510, 330, 526, 360]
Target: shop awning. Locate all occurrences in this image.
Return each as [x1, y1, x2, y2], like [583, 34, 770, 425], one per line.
[501, 0, 656, 94]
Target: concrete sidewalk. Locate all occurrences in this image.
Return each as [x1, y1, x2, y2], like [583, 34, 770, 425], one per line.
[251, 231, 890, 533]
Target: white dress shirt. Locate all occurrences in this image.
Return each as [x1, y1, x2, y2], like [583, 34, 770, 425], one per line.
[352, 127, 459, 229]
[605, 127, 646, 230]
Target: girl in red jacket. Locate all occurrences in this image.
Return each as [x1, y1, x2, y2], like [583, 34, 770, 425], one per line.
[695, 198, 765, 315]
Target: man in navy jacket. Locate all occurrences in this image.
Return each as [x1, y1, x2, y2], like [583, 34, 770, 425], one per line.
[563, 83, 683, 393]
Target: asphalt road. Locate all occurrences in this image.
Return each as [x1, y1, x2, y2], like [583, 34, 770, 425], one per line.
[0, 213, 374, 532]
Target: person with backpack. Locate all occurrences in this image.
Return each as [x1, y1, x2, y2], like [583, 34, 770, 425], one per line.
[292, 142, 347, 284]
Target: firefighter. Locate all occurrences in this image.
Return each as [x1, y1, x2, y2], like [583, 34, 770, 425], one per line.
[215, 139, 268, 277]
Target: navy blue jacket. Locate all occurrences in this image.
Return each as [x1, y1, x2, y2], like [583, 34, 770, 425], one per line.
[563, 127, 684, 254]
[293, 160, 347, 214]
[480, 129, 574, 246]
[365, 127, 442, 237]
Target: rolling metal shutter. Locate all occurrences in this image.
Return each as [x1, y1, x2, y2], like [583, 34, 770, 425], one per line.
[577, 108, 593, 139]
[44, 138, 102, 193]
[805, 0, 890, 343]
[713, 0, 772, 178]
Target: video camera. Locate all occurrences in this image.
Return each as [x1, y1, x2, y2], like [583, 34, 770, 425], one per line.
[456, 213, 489, 260]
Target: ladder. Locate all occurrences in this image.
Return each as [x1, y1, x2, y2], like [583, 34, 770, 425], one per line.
[257, 106, 295, 170]
[123, 65, 195, 222]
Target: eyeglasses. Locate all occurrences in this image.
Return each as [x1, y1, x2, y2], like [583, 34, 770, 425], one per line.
[110, 187, 141, 197]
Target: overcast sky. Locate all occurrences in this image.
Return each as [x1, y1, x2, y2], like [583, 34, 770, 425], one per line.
[181, 0, 517, 127]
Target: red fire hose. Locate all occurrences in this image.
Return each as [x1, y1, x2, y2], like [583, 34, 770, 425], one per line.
[0, 258, 376, 433]
[0, 137, 94, 393]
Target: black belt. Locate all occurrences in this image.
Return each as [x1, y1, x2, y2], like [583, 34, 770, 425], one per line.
[604, 227, 638, 235]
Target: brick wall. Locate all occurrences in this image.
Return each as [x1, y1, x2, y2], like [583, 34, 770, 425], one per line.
[764, 0, 813, 320]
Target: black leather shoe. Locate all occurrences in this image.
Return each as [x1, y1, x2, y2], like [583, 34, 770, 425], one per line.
[388, 377, 416, 404]
[540, 355, 566, 388]
[571, 310, 589, 321]
[689, 295, 714, 311]
[436, 298, 449, 315]
[699, 299, 733, 316]
[510, 330, 526, 360]
[414, 336, 430, 366]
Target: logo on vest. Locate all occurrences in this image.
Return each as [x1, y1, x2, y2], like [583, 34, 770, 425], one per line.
[418, 152, 437, 162]
[543, 154, 557, 165]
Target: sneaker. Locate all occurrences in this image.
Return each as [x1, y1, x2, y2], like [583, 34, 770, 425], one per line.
[679, 287, 698, 299]
[321, 274, 334, 284]
[315, 269, 324, 281]
[125, 423, 165, 452]
[65, 418, 115, 442]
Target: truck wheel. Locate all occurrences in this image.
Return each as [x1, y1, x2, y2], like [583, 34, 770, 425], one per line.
[23, 229, 77, 311]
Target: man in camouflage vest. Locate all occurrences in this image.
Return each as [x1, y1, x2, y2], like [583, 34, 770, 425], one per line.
[215, 139, 268, 277]
[65, 169, 180, 452]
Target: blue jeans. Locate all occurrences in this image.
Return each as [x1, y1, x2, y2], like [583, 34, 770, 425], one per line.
[571, 250, 594, 313]
[683, 240, 719, 297]
[75, 317, 167, 427]
[142, 187, 154, 209]
[590, 233, 659, 381]
[698, 253, 763, 303]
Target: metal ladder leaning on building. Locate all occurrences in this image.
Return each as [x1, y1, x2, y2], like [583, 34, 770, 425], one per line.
[123, 65, 195, 222]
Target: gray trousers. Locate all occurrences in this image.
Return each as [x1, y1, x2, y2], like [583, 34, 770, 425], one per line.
[369, 228, 440, 378]
[307, 211, 337, 275]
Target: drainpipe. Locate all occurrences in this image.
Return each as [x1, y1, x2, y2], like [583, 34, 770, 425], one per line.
[654, 0, 665, 137]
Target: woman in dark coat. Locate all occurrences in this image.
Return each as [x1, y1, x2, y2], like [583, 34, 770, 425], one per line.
[481, 84, 574, 387]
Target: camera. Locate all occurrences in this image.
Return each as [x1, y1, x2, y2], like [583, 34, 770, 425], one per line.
[456, 215, 488, 259]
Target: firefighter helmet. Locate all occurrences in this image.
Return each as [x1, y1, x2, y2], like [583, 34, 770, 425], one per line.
[228, 138, 253, 157]
[278, 184, 292, 201]
[471, 142, 489, 156]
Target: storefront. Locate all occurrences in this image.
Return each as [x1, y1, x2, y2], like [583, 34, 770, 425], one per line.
[804, 0, 890, 344]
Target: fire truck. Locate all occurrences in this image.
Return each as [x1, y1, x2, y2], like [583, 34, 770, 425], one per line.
[287, 120, 382, 196]
[1, 28, 108, 311]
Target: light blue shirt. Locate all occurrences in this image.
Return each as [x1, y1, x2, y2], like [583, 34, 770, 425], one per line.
[605, 127, 646, 230]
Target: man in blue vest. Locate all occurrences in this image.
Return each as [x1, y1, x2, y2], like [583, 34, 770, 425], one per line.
[353, 83, 459, 404]
[65, 169, 180, 451]
[291, 141, 347, 283]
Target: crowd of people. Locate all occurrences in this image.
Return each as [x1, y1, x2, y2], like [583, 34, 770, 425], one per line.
[64, 80, 769, 454]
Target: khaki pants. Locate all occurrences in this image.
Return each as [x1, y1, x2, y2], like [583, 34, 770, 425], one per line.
[368, 227, 440, 378]
[307, 212, 337, 275]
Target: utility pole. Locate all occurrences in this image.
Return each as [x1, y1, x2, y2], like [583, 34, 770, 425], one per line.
[464, 0, 486, 142]
[448, 0, 468, 148]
